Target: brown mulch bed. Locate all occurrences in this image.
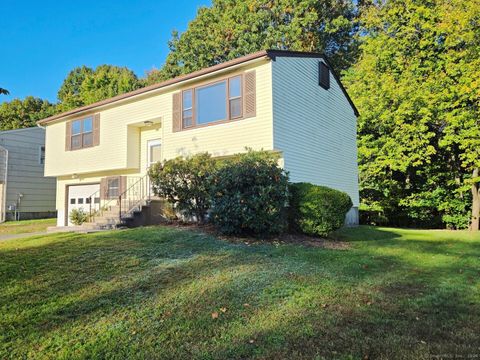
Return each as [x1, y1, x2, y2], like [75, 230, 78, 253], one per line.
[161, 222, 350, 250]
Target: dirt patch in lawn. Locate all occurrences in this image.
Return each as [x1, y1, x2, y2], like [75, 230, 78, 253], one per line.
[162, 222, 350, 250]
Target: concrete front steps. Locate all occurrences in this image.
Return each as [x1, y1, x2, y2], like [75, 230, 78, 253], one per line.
[81, 200, 168, 230]
[47, 200, 169, 233]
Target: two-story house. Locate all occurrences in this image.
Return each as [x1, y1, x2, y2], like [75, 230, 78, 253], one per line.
[38, 50, 360, 228]
[0, 127, 56, 222]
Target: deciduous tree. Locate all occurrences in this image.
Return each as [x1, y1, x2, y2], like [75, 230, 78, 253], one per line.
[0, 96, 56, 130]
[58, 65, 141, 111]
[146, 0, 358, 84]
[436, 0, 480, 230]
[344, 0, 480, 229]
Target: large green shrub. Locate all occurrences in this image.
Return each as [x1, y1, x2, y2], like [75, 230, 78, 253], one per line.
[210, 150, 289, 236]
[148, 153, 217, 223]
[289, 183, 353, 237]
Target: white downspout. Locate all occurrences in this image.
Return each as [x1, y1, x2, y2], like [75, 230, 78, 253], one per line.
[0, 146, 8, 223]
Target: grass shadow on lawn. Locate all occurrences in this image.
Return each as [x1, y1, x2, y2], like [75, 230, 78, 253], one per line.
[1, 226, 479, 359]
[331, 225, 402, 242]
[0, 218, 56, 235]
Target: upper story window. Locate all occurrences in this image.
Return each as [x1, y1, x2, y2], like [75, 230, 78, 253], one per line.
[196, 81, 228, 125]
[173, 70, 256, 133]
[71, 116, 93, 150]
[229, 76, 242, 119]
[66, 114, 100, 151]
[182, 90, 193, 128]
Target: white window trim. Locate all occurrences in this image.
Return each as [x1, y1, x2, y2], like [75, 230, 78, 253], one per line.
[147, 139, 162, 169]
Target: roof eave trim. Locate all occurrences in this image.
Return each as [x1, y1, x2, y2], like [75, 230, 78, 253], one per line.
[37, 49, 359, 125]
[37, 50, 270, 125]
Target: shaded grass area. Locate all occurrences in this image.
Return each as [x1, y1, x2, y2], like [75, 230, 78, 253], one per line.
[0, 218, 55, 236]
[0, 226, 479, 359]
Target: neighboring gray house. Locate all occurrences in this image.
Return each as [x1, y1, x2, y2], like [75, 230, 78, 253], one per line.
[0, 127, 56, 221]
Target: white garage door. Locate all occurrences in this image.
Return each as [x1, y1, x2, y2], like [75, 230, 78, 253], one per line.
[67, 184, 100, 226]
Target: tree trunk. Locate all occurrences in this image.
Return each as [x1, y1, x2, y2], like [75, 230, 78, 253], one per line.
[471, 168, 480, 231]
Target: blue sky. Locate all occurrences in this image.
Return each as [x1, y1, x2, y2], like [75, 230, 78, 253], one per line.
[0, 0, 209, 103]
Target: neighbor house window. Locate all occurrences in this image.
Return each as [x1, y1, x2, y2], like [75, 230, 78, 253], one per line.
[71, 116, 93, 150]
[39, 146, 45, 165]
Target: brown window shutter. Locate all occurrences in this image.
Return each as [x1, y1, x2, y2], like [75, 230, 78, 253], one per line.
[93, 113, 100, 146]
[100, 178, 108, 200]
[243, 71, 256, 118]
[172, 92, 182, 132]
[65, 121, 72, 151]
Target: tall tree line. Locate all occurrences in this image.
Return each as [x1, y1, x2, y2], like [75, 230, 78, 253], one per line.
[145, 0, 358, 83]
[1, 0, 478, 229]
[149, 0, 479, 230]
[344, 0, 479, 230]
[0, 65, 141, 130]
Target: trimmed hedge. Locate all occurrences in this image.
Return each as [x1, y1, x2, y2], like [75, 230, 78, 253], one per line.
[289, 182, 352, 237]
[210, 150, 289, 237]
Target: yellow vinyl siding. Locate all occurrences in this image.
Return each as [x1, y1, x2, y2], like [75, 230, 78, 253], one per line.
[127, 126, 140, 168]
[45, 59, 273, 178]
[45, 115, 132, 176]
[162, 62, 273, 159]
[47, 59, 273, 226]
[272, 56, 359, 207]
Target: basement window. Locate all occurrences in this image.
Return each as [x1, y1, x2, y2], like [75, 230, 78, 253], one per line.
[107, 177, 120, 198]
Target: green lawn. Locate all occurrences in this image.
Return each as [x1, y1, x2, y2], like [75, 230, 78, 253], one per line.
[0, 218, 55, 235]
[1, 226, 479, 359]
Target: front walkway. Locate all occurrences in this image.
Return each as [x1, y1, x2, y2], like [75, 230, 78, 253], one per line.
[0, 231, 48, 242]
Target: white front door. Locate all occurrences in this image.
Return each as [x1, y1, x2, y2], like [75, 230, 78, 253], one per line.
[67, 184, 100, 226]
[147, 139, 162, 169]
